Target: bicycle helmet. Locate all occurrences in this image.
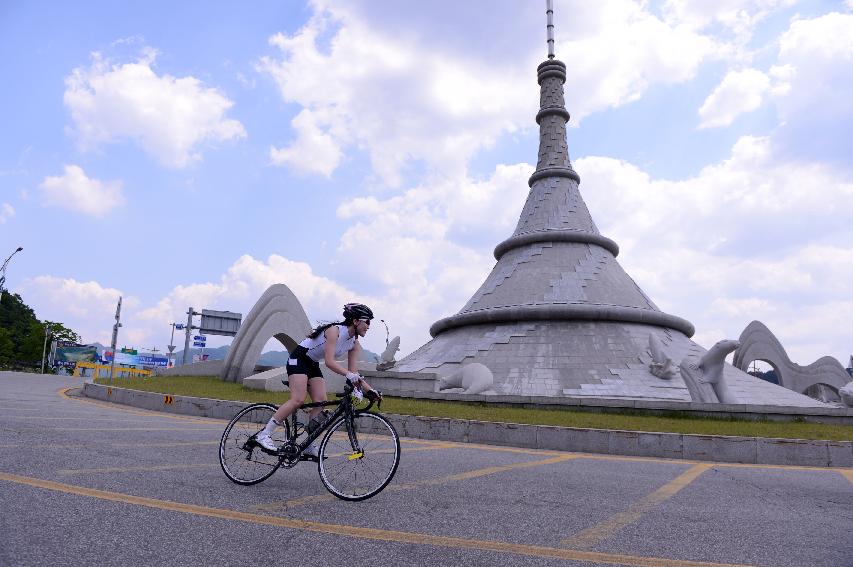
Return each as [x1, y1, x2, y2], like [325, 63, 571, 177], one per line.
[343, 302, 374, 321]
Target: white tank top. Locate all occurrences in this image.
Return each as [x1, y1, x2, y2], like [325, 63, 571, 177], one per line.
[299, 325, 357, 362]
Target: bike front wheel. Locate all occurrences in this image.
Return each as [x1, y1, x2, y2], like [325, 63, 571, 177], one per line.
[219, 403, 289, 486]
[318, 412, 400, 501]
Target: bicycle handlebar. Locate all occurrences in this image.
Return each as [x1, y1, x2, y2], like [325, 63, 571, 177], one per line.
[334, 381, 380, 411]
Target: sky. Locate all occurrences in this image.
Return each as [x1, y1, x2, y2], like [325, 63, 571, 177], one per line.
[1, 0, 852, 367]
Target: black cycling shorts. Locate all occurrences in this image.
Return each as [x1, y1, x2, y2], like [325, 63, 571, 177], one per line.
[286, 345, 324, 379]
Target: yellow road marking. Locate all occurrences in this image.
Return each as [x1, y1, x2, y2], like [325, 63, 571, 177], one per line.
[31, 427, 221, 432]
[0, 470, 753, 567]
[397, 453, 578, 488]
[0, 416, 176, 422]
[452, 442, 564, 457]
[838, 470, 853, 484]
[58, 464, 217, 475]
[253, 453, 577, 513]
[0, 441, 218, 449]
[562, 464, 711, 550]
[575, 452, 851, 474]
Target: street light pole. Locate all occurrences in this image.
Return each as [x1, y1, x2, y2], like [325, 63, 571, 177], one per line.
[40, 322, 52, 374]
[0, 246, 23, 296]
[109, 296, 123, 383]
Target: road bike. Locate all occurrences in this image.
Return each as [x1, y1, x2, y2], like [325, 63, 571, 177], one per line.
[218, 380, 400, 501]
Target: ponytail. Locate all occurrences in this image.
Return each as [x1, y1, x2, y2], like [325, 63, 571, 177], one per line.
[308, 319, 353, 340]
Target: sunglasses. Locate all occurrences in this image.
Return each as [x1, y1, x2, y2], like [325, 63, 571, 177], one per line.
[358, 319, 371, 326]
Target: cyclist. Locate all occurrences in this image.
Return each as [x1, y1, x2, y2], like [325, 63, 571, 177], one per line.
[256, 302, 381, 457]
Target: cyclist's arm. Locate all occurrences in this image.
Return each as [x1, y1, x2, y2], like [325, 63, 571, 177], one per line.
[347, 343, 374, 391]
[347, 342, 361, 374]
[322, 326, 351, 376]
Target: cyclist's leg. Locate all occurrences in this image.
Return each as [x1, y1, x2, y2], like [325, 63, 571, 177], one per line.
[306, 377, 328, 421]
[270, 374, 308, 423]
[258, 375, 308, 447]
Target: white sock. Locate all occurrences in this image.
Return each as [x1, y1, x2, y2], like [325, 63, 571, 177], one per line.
[261, 417, 280, 436]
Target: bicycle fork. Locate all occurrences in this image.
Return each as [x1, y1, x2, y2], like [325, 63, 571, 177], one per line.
[346, 416, 364, 460]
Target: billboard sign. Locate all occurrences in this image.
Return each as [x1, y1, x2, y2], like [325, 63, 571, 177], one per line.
[137, 354, 169, 367]
[199, 309, 241, 336]
[103, 351, 169, 367]
[53, 345, 98, 368]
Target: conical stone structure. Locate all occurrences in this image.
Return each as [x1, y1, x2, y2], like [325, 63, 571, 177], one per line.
[395, 41, 828, 407]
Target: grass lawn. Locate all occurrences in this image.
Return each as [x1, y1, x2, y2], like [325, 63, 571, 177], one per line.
[95, 375, 853, 441]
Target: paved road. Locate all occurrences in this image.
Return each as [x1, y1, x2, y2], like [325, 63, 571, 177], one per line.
[0, 372, 851, 567]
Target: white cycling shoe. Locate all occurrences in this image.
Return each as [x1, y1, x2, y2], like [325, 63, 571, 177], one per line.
[303, 443, 321, 460]
[256, 432, 278, 452]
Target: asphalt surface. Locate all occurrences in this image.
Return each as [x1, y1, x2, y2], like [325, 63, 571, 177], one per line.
[0, 372, 851, 567]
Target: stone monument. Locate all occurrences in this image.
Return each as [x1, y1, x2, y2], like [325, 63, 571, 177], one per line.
[393, 3, 830, 408]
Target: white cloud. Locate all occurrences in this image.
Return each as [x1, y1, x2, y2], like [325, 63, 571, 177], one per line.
[0, 203, 14, 223]
[138, 163, 528, 356]
[662, 0, 795, 46]
[257, 11, 530, 186]
[757, 12, 853, 166]
[39, 165, 124, 217]
[64, 49, 245, 168]
[269, 109, 343, 176]
[693, 13, 853, 152]
[698, 68, 771, 128]
[563, 1, 719, 117]
[135, 254, 390, 353]
[257, 0, 720, 184]
[21, 162, 533, 358]
[19, 257, 369, 353]
[577, 135, 853, 364]
[18, 276, 137, 345]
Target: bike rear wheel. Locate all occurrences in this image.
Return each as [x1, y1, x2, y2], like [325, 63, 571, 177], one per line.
[318, 412, 400, 501]
[219, 403, 289, 485]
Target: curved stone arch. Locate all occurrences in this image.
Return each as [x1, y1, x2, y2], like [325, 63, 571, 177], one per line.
[804, 382, 841, 397]
[733, 321, 851, 394]
[221, 284, 312, 383]
[745, 357, 782, 384]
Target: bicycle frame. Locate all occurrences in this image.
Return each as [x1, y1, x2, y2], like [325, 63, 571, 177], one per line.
[282, 382, 376, 456]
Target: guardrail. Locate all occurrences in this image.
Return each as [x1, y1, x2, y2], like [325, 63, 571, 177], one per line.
[73, 361, 151, 379]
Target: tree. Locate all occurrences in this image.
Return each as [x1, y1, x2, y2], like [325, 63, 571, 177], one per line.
[0, 327, 14, 366]
[0, 292, 82, 371]
[43, 321, 81, 345]
[18, 321, 47, 366]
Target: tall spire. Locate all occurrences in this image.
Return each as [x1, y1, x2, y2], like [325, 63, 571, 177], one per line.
[546, 0, 555, 59]
[396, 2, 698, 400]
[423, 0, 693, 340]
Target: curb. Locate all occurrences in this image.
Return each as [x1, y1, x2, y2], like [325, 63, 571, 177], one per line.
[82, 381, 853, 468]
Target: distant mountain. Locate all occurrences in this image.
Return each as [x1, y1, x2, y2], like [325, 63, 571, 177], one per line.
[171, 344, 379, 367]
[171, 345, 229, 366]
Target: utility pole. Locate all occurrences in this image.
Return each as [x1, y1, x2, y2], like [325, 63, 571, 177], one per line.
[109, 296, 123, 382]
[182, 307, 198, 365]
[40, 322, 52, 374]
